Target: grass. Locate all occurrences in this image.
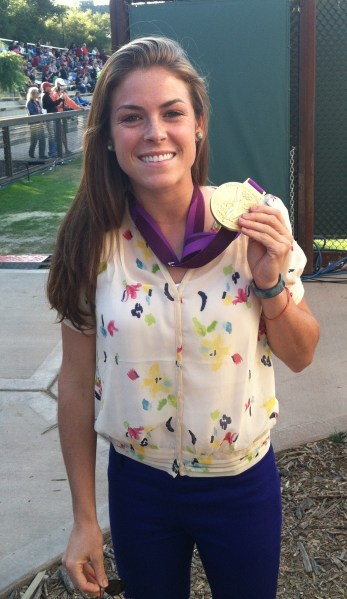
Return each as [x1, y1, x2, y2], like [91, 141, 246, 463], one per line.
[1, 160, 346, 255]
[0, 157, 83, 254]
[329, 431, 347, 444]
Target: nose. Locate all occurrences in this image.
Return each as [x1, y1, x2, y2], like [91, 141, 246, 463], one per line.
[144, 117, 167, 142]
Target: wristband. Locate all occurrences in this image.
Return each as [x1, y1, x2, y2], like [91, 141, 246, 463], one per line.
[251, 273, 286, 299]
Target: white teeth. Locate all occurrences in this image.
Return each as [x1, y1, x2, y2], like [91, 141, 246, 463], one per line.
[141, 153, 174, 163]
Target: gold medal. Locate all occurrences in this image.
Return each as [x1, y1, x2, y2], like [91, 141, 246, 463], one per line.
[210, 180, 264, 231]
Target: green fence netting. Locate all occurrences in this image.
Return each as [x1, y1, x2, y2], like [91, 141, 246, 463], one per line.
[129, 0, 290, 205]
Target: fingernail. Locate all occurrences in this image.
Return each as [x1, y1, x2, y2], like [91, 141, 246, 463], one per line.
[102, 578, 108, 588]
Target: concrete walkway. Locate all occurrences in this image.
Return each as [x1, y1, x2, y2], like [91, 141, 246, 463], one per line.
[0, 270, 346, 597]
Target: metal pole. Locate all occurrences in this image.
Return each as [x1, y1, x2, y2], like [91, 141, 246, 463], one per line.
[110, 0, 130, 52]
[2, 126, 13, 178]
[297, 0, 316, 273]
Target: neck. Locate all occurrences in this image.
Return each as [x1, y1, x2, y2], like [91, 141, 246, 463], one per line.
[131, 183, 195, 227]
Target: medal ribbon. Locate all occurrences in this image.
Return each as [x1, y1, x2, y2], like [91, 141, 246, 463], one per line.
[128, 186, 238, 268]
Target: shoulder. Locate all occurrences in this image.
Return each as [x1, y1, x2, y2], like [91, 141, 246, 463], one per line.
[200, 185, 216, 205]
[200, 185, 218, 232]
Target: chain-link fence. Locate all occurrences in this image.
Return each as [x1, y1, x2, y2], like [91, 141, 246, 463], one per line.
[314, 0, 347, 253]
[0, 111, 87, 183]
[289, 0, 300, 237]
[291, 0, 347, 255]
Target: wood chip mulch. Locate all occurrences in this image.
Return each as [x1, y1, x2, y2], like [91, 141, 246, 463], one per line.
[6, 434, 347, 599]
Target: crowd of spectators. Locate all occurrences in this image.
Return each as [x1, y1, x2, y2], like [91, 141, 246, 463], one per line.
[7, 39, 109, 95]
[3, 39, 106, 160]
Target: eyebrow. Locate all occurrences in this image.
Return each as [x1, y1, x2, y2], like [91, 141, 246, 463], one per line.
[115, 98, 186, 113]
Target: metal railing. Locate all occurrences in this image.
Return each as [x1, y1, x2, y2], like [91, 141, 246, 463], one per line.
[0, 110, 88, 183]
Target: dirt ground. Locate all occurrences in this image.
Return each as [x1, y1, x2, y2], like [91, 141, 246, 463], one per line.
[7, 435, 347, 599]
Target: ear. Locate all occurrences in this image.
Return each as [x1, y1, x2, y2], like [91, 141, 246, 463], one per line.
[195, 113, 205, 135]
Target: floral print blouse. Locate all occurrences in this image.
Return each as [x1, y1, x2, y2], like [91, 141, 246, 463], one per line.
[78, 196, 306, 477]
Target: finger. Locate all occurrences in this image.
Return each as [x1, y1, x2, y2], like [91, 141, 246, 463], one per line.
[67, 566, 101, 596]
[240, 218, 292, 247]
[241, 208, 290, 234]
[90, 552, 108, 589]
[83, 562, 99, 584]
[63, 559, 100, 596]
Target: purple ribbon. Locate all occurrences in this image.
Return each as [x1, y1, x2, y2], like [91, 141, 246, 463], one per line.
[128, 186, 238, 269]
[247, 178, 265, 194]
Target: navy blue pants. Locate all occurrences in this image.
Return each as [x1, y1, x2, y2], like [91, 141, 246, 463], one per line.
[108, 445, 282, 599]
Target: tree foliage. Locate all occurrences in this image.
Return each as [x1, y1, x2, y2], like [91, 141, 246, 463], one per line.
[45, 9, 111, 51]
[3, 0, 65, 43]
[0, 51, 29, 92]
[1, 1, 111, 51]
[0, 0, 11, 35]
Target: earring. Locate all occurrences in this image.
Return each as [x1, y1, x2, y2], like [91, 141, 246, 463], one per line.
[107, 143, 114, 151]
[196, 131, 203, 141]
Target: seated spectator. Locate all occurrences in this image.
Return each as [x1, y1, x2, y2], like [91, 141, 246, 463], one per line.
[100, 50, 108, 64]
[33, 42, 42, 58]
[27, 66, 40, 86]
[18, 42, 26, 56]
[59, 65, 69, 81]
[51, 59, 58, 77]
[75, 45, 83, 60]
[42, 64, 54, 83]
[75, 70, 88, 93]
[31, 53, 40, 68]
[68, 71, 77, 90]
[73, 90, 90, 107]
[47, 48, 54, 61]
[40, 48, 50, 66]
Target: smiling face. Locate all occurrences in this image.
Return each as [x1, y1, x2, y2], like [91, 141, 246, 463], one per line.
[109, 66, 202, 202]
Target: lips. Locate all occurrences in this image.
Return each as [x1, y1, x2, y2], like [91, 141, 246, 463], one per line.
[139, 152, 175, 163]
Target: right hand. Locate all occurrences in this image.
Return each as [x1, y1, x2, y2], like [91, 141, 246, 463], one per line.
[62, 521, 108, 596]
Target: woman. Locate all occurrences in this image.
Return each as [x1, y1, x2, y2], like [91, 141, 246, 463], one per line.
[26, 86, 47, 159]
[41, 81, 64, 158]
[47, 36, 319, 599]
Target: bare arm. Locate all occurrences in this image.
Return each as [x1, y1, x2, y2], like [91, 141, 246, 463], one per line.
[238, 204, 320, 372]
[58, 323, 108, 594]
[259, 292, 319, 372]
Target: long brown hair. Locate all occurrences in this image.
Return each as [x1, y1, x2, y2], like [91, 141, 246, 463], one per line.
[47, 36, 210, 330]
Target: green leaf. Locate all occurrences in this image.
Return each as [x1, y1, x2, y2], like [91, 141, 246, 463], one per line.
[145, 314, 156, 326]
[0, 52, 29, 93]
[192, 317, 206, 337]
[223, 265, 234, 276]
[210, 410, 220, 421]
[207, 320, 218, 333]
[167, 395, 177, 408]
[157, 398, 167, 411]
